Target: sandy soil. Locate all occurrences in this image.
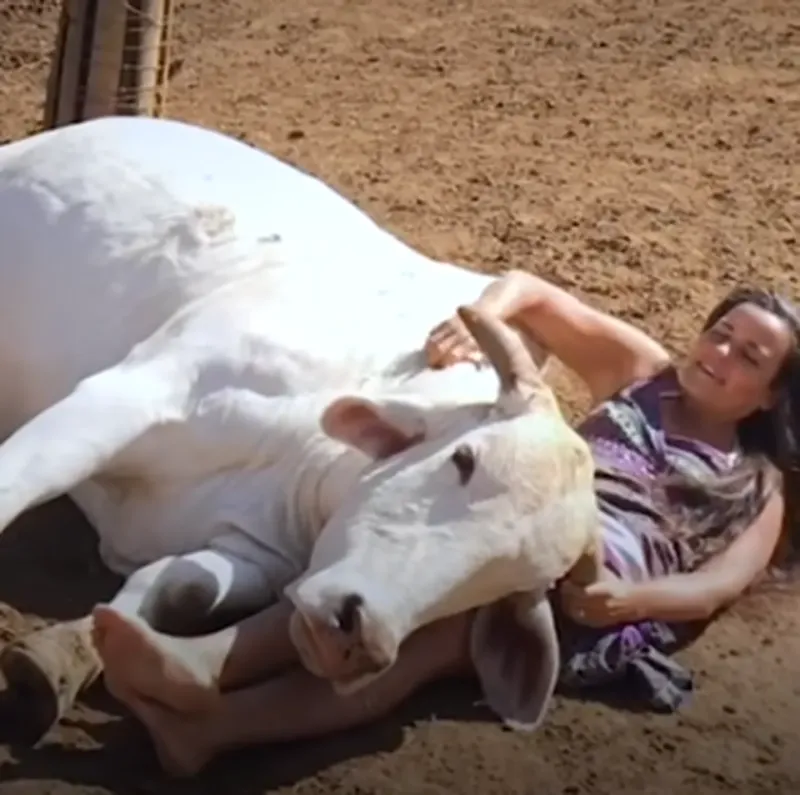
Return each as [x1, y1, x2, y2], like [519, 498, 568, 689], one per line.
[1, 0, 799, 792]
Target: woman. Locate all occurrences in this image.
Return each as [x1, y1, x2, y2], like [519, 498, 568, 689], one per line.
[92, 272, 800, 777]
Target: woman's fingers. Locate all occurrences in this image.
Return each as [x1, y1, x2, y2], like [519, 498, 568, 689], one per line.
[426, 316, 490, 368]
[426, 335, 458, 367]
[559, 581, 593, 624]
[428, 321, 454, 343]
[426, 324, 467, 366]
[425, 322, 456, 360]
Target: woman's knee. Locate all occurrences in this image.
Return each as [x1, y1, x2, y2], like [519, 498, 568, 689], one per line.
[401, 612, 474, 682]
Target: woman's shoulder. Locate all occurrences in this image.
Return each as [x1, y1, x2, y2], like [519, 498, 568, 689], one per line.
[589, 362, 676, 417]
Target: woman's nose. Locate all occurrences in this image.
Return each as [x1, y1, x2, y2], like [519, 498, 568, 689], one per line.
[716, 338, 732, 354]
[709, 340, 733, 365]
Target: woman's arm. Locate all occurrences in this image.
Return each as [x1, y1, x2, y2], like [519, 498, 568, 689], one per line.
[560, 487, 785, 626]
[426, 269, 671, 404]
[629, 488, 785, 622]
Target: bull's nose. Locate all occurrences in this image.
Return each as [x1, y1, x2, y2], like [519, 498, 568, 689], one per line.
[334, 592, 364, 634]
[290, 589, 398, 687]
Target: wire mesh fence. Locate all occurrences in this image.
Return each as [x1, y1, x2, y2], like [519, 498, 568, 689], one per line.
[43, 0, 175, 127]
[1, 0, 174, 139]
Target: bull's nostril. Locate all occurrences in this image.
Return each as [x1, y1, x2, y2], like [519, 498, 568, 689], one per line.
[335, 593, 364, 634]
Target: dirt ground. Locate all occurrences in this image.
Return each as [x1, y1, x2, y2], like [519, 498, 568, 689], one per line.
[1, 0, 800, 792]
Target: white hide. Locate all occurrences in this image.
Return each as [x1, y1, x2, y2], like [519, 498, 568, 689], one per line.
[0, 117, 598, 732]
[0, 115, 500, 576]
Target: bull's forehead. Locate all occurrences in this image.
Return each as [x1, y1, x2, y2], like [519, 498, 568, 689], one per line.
[468, 410, 567, 457]
[356, 407, 588, 514]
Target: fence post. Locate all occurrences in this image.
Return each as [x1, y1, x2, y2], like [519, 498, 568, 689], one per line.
[42, 0, 174, 130]
[83, 0, 129, 118]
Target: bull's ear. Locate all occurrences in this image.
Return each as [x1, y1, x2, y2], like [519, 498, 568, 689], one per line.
[321, 396, 424, 460]
[470, 590, 560, 732]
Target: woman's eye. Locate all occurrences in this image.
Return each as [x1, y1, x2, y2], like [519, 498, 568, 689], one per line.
[707, 328, 727, 342]
[741, 351, 760, 367]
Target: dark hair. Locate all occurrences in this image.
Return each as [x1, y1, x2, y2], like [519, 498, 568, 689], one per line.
[662, 286, 800, 580]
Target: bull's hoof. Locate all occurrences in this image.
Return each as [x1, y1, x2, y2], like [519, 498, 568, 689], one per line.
[0, 642, 61, 744]
[0, 630, 88, 745]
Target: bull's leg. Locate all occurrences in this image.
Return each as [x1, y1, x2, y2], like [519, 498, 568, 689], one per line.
[93, 596, 297, 716]
[0, 541, 275, 744]
[93, 539, 283, 714]
[0, 557, 178, 746]
[0, 362, 181, 533]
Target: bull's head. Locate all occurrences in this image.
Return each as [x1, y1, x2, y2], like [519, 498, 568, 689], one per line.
[285, 306, 601, 730]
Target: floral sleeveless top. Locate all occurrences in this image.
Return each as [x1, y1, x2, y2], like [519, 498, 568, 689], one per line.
[553, 367, 772, 711]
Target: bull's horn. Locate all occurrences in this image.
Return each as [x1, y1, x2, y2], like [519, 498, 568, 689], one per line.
[457, 305, 544, 398]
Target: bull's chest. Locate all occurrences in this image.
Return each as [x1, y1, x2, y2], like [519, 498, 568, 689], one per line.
[70, 462, 309, 579]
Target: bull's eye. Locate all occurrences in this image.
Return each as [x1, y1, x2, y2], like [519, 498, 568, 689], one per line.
[451, 443, 476, 485]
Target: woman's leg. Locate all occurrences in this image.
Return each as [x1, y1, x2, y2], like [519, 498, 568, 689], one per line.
[92, 598, 297, 713]
[116, 612, 474, 778]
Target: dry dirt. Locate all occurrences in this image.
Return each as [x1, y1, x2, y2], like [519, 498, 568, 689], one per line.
[1, 0, 800, 793]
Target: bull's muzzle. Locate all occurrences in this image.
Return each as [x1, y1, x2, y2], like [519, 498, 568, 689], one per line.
[288, 592, 397, 690]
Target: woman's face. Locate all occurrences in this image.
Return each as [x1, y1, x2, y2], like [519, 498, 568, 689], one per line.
[677, 301, 794, 422]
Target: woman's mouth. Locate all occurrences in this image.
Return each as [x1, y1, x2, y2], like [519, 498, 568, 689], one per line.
[696, 361, 723, 384]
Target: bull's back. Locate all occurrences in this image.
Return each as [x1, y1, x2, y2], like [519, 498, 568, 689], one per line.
[0, 116, 410, 419]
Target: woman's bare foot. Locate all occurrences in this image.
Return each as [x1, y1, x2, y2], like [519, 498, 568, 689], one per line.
[123, 691, 216, 778]
[92, 605, 219, 714]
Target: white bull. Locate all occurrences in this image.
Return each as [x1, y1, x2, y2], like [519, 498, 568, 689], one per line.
[0, 116, 601, 744]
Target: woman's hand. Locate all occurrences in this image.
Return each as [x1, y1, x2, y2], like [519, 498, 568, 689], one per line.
[559, 575, 642, 628]
[424, 313, 486, 369]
